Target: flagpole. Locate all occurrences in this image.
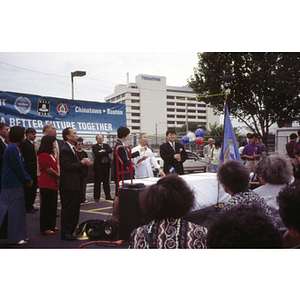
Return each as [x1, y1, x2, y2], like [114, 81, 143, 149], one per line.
[220, 93, 228, 163]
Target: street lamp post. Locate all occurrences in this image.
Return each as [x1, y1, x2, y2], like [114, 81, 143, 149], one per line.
[71, 70, 86, 100]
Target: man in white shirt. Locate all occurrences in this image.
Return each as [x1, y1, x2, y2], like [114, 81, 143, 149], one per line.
[132, 133, 165, 178]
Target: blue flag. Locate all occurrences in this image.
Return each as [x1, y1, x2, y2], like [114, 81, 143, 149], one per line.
[219, 103, 241, 163]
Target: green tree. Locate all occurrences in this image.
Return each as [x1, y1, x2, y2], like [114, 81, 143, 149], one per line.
[188, 52, 300, 143]
[206, 122, 240, 137]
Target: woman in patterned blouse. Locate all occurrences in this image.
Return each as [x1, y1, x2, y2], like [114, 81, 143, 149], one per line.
[217, 160, 278, 228]
[129, 174, 207, 249]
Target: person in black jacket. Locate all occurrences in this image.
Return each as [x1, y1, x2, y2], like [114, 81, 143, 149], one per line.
[59, 128, 90, 240]
[0, 122, 9, 192]
[92, 134, 112, 202]
[75, 137, 89, 203]
[19, 128, 38, 213]
[112, 126, 145, 221]
[160, 129, 187, 175]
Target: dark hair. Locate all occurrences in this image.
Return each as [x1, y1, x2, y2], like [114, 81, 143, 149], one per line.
[246, 133, 252, 138]
[297, 130, 300, 135]
[38, 135, 56, 155]
[206, 204, 282, 248]
[294, 168, 300, 180]
[74, 137, 83, 147]
[277, 181, 300, 233]
[217, 160, 250, 194]
[290, 133, 297, 140]
[25, 127, 36, 134]
[62, 127, 72, 141]
[215, 140, 221, 147]
[0, 122, 9, 130]
[250, 133, 259, 139]
[117, 126, 130, 139]
[138, 174, 194, 221]
[166, 129, 176, 136]
[9, 126, 25, 143]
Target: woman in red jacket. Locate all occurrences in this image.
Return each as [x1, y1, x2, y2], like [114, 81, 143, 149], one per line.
[38, 135, 60, 235]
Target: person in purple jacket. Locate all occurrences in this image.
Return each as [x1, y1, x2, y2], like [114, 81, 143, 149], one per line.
[241, 133, 262, 173]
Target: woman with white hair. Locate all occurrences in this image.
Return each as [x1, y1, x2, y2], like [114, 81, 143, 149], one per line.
[254, 154, 294, 231]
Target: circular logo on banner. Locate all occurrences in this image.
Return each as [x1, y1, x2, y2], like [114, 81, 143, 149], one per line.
[14, 96, 31, 115]
[55, 102, 70, 118]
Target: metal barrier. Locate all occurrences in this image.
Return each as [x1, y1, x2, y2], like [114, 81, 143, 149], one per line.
[114, 145, 134, 192]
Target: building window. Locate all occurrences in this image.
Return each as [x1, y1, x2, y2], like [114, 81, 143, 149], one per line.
[167, 95, 175, 99]
[121, 93, 125, 98]
[131, 113, 140, 117]
[176, 109, 185, 113]
[187, 103, 196, 107]
[176, 103, 185, 107]
[167, 121, 175, 124]
[116, 95, 120, 100]
[188, 109, 196, 113]
[197, 110, 206, 114]
[177, 121, 185, 125]
[198, 104, 206, 107]
[131, 106, 140, 110]
[167, 108, 175, 112]
[167, 102, 175, 106]
[131, 93, 140, 97]
[120, 100, 125, 104]
[199, 122, 206, 125]
[132, 120, 140, 123]
[177, 115, 185, 118]
[188, 97, 196, 101]
[189, 116, 196, 119]
[167, 114, 175, 118]
[198, 116, 206, 119]
[132, 126, 140, 130]
[176, 96, 185, 100]
[131, 99, 139, 103]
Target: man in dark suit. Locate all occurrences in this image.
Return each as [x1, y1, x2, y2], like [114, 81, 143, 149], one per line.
[19, 128, 38, 213]
[240, 133, 252, 147]
[0, 123, 9, 238]
[92, 134, 113, 201]
[59, 127, 90, 240]
[160, 129, 187, 175]
[0, 122, 9, 192]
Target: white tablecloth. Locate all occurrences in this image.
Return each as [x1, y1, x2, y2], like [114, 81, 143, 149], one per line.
[121, 173, 230, 211]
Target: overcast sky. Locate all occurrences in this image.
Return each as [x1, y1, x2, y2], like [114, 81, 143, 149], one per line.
[0, 52, 199, 101]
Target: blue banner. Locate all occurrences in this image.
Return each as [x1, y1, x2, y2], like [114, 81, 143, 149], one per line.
[0, 91, 126, 133]
[219, 103, 241, 163]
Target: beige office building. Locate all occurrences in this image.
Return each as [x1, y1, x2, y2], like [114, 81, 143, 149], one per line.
[105, 74, 219, 138]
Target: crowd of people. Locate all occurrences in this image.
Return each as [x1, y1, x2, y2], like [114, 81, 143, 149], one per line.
[1, 122, 300, 249]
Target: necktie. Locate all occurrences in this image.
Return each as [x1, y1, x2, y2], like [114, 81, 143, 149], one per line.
[73, 147, 79, 161]
[172, 143, 175, 152]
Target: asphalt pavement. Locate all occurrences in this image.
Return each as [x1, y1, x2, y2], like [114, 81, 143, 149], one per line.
[0, 183, 131, 249]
